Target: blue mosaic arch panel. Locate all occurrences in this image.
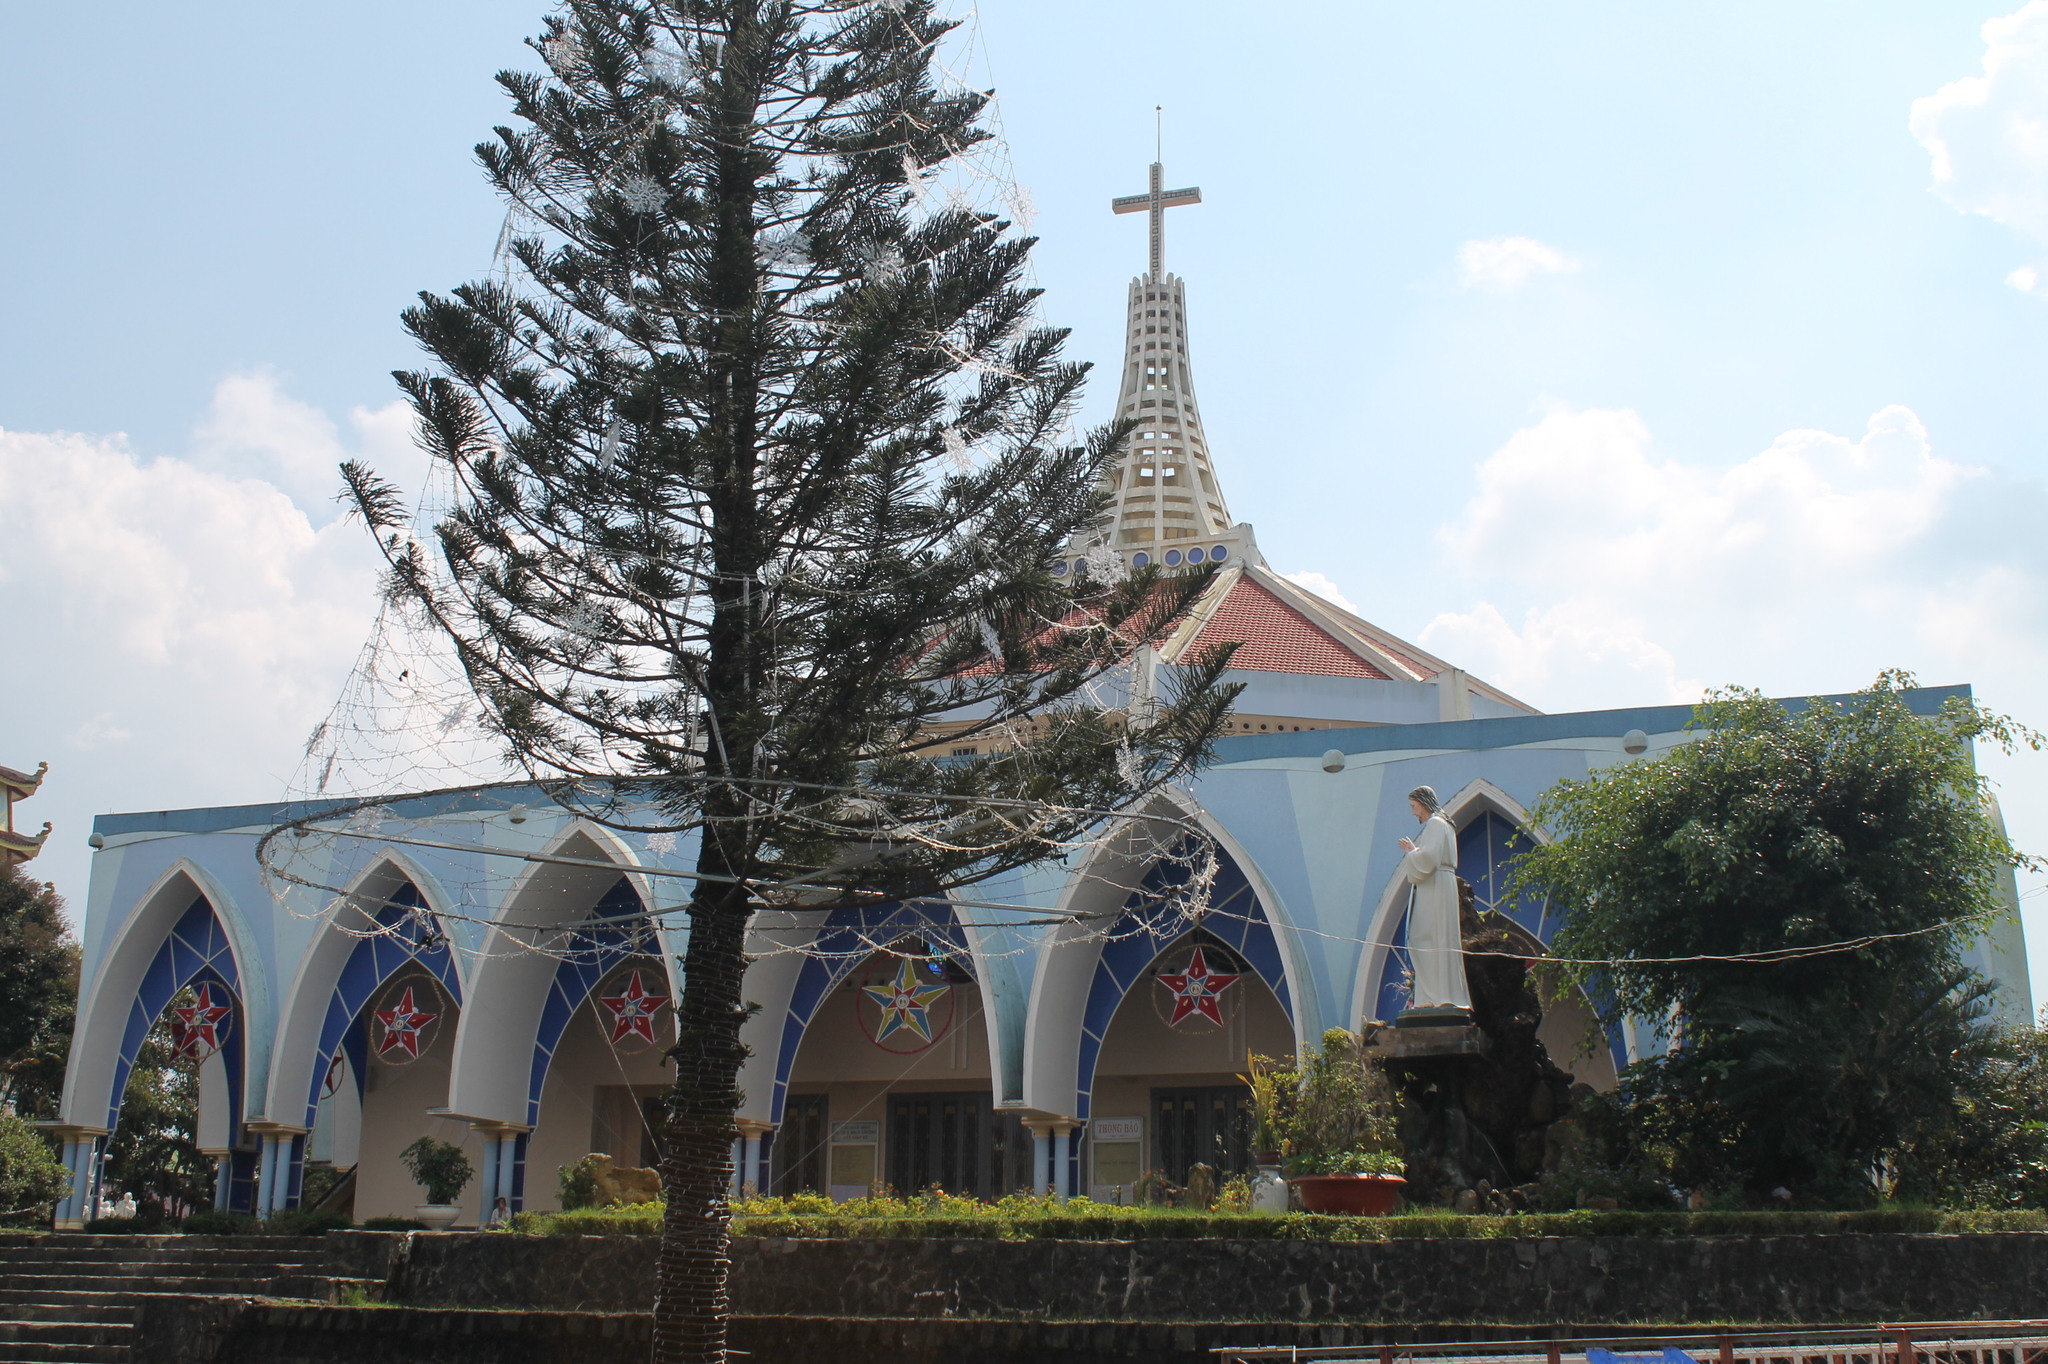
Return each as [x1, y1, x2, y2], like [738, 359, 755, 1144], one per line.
[526, 877, 662, 1126]
[1074, 844, 1293, 1123]
[769, 901, 974, 1126]
[110, 895, 245, 1136]
[301, 882, 464, 1128]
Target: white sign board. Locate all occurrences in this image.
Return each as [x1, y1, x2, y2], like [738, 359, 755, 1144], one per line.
[831, 1121, 879, 1145]
[1090, 1117, 1143, 1143]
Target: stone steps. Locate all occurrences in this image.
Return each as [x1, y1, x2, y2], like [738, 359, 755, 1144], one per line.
[0, 1234, 338, 1364]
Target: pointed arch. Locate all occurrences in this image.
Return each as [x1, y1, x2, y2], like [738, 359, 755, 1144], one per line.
[761, 900, 991, 1127]
[62, 860, 257, 1139]
[443, 821, 652, 1126]
[1020, 791, 1302, 1121]
[266, 851, 463, 1130]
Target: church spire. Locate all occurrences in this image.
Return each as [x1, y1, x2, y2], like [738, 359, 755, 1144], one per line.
[1079, 158, 1244, 571]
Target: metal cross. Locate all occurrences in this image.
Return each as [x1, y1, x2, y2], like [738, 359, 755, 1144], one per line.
[1111, 162, 1200, 278]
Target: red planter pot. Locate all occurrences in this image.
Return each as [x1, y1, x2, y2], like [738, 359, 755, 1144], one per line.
[1290, 1173, 1405, 1216]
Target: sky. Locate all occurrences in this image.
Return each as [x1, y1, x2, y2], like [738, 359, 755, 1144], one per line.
[5, 2, 2048, 993]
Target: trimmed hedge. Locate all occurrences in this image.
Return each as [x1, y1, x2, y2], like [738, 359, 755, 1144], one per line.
[509, 1202, 2048, 1241]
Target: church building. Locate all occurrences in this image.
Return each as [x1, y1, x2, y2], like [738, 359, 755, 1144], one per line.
[44, 165, 2031, 1227]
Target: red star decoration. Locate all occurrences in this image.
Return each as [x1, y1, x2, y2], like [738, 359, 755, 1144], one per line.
[599, 969, 667, 1046]
[376, 985, 438, 1059]
[1156, 946, 1241, 1028]
[171, 983, 231, 1059]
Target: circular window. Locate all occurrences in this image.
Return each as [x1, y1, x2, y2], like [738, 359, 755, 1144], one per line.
[1050, 560, 1067, 577]
[1212, 544, 1229, 561]
[1130, 552, 1150, 568]
[1185, 546, 1205, 563]
[1164, 550, 1183, 567]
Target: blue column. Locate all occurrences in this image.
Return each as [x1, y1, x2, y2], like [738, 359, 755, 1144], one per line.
[256, 1137, 280, 1217]
[506, 1133, 527, 1212]
[1031, 1130, 1051, 1195]
[213, 1154, 234, 1212]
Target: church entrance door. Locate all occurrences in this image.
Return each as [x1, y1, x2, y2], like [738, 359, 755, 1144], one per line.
[887, 1091, 986, 1195]
[1151, 1084, 1252, 1185]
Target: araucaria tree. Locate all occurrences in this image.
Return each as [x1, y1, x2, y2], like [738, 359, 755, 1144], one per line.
[1514, 673, 2037, 1204]
[340, 2, 1237, 1359]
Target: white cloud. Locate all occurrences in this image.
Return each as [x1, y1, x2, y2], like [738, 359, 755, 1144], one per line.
[1281, 570, 1362, 616]
[1423, 400, 2048, 1001]
[2011, 264, 2045, 295]
[1456, 236, 1580, 292]
[0, 376, 405, 921]
[1911, 2, 2048, 286]
[189, 369, 426, 518]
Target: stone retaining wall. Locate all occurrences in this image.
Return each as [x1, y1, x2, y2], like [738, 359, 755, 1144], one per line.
[327, 1229, 2048, 1325]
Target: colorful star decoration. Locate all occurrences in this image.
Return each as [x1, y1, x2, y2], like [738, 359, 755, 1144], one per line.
[862, 958, 949, 1045]
[170, 983, 231, 1060]
[1155, 947, 1241, 1028]
[599, 969, 668, 1047]
[376, 985, 438, 1060]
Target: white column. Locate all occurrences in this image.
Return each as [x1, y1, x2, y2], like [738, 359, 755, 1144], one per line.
[212, 1153, 234, 1213]
[256, 1137, 281, 1217]
[741, 1134, 761, 1196]
[477, 1137, 503, 1222]
[1031, 1130, 1051, 1196]
[498, 1136, 520, 1212]
[1052, 1123, 1077, 1203]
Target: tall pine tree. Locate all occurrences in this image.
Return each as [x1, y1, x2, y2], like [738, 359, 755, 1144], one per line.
[342, 3, 1239, 1358]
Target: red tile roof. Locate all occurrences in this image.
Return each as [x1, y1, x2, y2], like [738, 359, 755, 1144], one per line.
[1189, 577, 1391, 678]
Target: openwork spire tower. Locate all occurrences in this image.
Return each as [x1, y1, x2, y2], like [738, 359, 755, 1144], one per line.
[1076, 159, 1246, 573]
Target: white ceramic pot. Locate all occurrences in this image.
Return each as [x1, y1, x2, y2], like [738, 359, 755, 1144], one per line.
[1251, 1165, 1290, 1214]
[414, 1203, 462, 1230]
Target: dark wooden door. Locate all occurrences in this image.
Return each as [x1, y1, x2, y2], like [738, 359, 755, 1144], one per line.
[887, 1091, 987, 1196]
[773, 1094, 828, 1195]
[1151, 1085, 1252, 1184]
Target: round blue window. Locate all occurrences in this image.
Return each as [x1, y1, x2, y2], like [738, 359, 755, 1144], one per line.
[1051, 560, 1068, 577]
[1186, 546, 1205, 563]
[1212, 544, 1229, 561]
[1164, 550, 1183, 567]
[1130, 551, 1150, 568]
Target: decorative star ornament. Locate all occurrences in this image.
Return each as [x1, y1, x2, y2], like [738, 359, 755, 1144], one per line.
[171, 983, 231, 1060]
[862, 958, 949, 1045]
[1156, 946, 1241, 1028]
[376, 985, 438, 1060]
[599, 969, 667, 1047]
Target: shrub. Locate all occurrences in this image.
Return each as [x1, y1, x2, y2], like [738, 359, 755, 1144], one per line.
[399, 1137, 473, 1205]
[179, 1210, 257, 1235]
[361, 1215, 430, 1231]
[263, 1208, 351, 1235]
[558, 1153, 603, 1211]
[0, 1108, 69, 1224]
[1247, 1029, 1402, 1177]
[82, 1215, 149, 1233]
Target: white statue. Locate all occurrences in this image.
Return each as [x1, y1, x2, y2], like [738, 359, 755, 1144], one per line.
[1396, 785, 1471, 1016]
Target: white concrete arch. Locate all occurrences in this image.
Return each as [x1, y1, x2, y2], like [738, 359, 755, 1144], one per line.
[1018, 788, 1311, 1117]
[61, 857, 263, 1131]
[1351, 779, 1548, 1030]
[442, 820, 645, 1125]
[260, 849, 459, 1125]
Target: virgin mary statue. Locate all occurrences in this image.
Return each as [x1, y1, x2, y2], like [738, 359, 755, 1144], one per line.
[1397, 785, 1471, 1016]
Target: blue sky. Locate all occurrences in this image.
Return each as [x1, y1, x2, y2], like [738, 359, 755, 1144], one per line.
[6, 3, 2048, 993]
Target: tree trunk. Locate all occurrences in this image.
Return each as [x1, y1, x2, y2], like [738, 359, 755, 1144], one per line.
[653, 881, 753, 1364]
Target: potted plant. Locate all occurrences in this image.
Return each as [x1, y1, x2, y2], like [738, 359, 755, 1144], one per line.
[399, 1136, 474, 1229]
[1247, 1029, 1406, 1215]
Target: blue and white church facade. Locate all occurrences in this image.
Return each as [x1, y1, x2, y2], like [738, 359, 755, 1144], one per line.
[46, 164, 2032, 1227]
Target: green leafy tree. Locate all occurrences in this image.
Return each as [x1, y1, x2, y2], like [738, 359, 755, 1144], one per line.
[0, 1106, 68, 1225]
[1513, 673, 2038, 1203]
[0, 866, 79, 1120]
[336, 3, 1238, 1357]
[103, 1019, 214, 1222]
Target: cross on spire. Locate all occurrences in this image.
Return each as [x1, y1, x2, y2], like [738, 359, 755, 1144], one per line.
[1111, 161, 1200, 278]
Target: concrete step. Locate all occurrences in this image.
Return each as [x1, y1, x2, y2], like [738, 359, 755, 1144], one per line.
[0, 1345, 128, 1364]
[0, 1321, 129, 1348]
[0, 1301, 136, 1325]
[0, 1244, 323, 1265]
[0, 1274, 290, 1297]
[0, 1257, 320, 1279]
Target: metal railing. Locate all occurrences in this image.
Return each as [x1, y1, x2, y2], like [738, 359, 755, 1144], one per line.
[1215, 1322, 2048, 1364]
